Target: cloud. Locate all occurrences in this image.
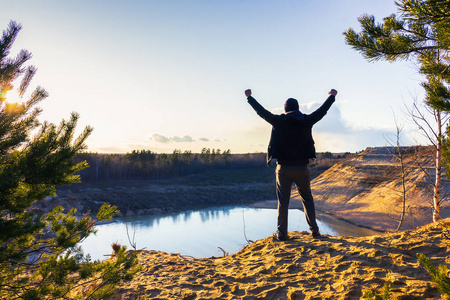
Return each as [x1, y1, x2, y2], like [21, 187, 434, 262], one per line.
[151, 134, 171, 143]
[308, 103, 405, 151]
[150, 134, 222, 144]
[241, 102, 404, 153]
[151, 134, 193, 143]
[172, 135, 194, 143]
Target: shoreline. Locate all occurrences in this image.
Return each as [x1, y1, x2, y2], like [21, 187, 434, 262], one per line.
[249, 199, 383, 236]
[82, 202, 381, 262]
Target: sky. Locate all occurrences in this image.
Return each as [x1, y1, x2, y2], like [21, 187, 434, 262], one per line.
[1, 0, 428, 154]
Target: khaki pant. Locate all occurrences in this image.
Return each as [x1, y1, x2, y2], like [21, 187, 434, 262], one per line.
[275, 163, 319, 237]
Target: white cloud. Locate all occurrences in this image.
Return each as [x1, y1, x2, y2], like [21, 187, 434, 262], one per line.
[172, 135, 194, 143]
[151, 134, 171, 143]
[311, 102, 408, 152]
[240, 102, 402, 153]
[150, 134, 222, 144]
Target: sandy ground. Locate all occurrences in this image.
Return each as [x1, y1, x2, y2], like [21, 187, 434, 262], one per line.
[108, 218, 450, 300]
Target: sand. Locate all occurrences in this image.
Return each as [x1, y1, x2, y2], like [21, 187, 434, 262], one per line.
[108, 218, 450, 299]
[308, 149, 450, 231]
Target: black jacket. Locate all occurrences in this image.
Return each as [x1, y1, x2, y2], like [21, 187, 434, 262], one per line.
[247, 95, 335, 165]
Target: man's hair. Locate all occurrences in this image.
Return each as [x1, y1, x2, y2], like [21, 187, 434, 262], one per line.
[284, 98, 299, 112]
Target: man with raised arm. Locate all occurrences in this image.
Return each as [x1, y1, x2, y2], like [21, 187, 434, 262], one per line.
[245, 88, 337, 240]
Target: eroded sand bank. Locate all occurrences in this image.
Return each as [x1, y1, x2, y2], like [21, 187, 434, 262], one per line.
[108, 219, 450, 299]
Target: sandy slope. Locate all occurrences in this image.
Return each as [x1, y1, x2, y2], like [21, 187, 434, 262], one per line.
[310, 147, 450, 231]
[109, 219, 450, 300]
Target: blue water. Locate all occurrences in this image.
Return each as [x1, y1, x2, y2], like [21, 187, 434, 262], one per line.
[80, 206, 379, 260]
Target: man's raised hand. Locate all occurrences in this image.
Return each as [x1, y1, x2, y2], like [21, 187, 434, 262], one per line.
[329, 89, 338, 96]
[245, 89, 252, 97]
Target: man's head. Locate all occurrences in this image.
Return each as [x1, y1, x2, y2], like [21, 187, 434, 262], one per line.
[284, 98, 299, 113]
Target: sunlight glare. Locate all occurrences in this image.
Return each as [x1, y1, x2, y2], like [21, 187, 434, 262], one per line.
[5, 90, 23, 105]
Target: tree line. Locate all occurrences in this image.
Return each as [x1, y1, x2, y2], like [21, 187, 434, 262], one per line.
[74, 148, 269, 182]
[74, 148, 348, 182]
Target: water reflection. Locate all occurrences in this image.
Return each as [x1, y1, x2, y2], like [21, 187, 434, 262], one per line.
[199, 207, 231, 222]
[81, 206, 380, 261]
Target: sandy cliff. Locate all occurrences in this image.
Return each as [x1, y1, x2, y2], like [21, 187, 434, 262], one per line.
[306, 147, 450, 231]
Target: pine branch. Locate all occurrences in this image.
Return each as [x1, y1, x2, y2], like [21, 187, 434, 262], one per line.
[417, 253, 450, 296]
[0, 21, 22, 63]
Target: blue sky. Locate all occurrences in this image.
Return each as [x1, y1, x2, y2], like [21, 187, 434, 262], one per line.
[2, 0, 426, 153]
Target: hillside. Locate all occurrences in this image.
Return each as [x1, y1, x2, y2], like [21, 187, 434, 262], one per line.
[106, 219, 450, 299]
[307, 146, 450, 231]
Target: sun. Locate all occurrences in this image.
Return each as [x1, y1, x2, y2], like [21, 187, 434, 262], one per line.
[4, 90, 23, 105]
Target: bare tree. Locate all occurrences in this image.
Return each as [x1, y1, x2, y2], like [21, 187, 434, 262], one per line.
[406, 100, 449, 222]
[385, 118, 409, 231]
[434, 109, 442, 222]
[125, 216, 141, 251]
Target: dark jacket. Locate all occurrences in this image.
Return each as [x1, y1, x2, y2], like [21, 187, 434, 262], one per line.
[247, 95, 335, 165]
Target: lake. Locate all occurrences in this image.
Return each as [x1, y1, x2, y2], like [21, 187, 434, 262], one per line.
[80, 205, 380, 260]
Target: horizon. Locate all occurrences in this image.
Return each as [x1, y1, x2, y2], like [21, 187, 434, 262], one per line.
[1, 1, 429, 154]
[81, 145, 422, 155]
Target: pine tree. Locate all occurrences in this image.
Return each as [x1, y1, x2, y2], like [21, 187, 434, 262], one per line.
[362, 283, 395, 300]
[344, 0, 450, 222]
[417, 253, 450, 296]
[0, 21, 140, 299]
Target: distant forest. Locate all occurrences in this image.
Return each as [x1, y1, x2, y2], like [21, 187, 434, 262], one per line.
[75, 148, 349, 183]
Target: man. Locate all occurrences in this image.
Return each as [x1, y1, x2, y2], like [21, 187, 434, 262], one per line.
[244, 88, 337, 240]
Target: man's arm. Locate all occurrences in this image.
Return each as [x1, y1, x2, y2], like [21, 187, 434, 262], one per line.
[245, 89, 278, 125]
[306, 89, 337, 124]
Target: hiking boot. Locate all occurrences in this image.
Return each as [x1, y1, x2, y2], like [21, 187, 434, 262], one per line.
[273, 232, 288, 241]
[311, 230, 321, 238]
